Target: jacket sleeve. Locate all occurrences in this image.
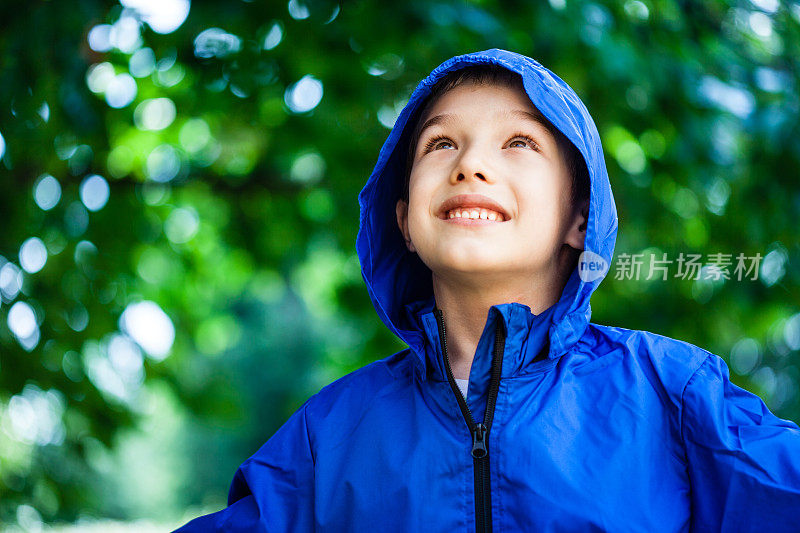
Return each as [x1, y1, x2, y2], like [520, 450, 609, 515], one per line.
[172, 398, 316, 532]
[681, 353, 800, 532]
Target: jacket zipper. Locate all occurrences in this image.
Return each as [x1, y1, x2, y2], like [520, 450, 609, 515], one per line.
[435, 309, 505, 533]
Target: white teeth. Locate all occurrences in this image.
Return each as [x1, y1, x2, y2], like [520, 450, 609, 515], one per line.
[446, 208, 505, 220]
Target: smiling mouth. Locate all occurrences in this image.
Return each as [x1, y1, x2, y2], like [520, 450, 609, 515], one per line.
[441, 207, 508, 222]
[437, 194, 511, 222]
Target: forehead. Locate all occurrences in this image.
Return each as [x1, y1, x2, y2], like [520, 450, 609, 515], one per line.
[417, 82, 553, 140]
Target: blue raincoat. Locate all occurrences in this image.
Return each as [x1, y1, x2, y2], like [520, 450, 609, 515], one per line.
[175, 49, 800, 532]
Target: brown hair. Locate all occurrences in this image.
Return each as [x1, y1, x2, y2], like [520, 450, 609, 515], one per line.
[401, 64, 590, 211]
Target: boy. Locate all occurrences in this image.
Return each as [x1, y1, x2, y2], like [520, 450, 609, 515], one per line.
[176, 49, 800, 532]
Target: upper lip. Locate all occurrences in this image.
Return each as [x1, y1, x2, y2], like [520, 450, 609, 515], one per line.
[438, 194, 510, 220]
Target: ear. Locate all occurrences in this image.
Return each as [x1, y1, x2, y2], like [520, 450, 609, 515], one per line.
[565, 198, 590, 250]
[395, 199, 417, 253]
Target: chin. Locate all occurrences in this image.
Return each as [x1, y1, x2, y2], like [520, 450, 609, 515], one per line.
[430, 255, 507, 276]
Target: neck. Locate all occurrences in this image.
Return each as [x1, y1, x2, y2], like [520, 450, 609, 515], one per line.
[432, 264, 569, 381]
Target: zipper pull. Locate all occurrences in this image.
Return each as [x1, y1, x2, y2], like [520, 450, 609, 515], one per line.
[471, 423, 488, 458]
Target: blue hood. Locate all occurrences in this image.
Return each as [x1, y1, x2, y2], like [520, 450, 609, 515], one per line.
[356, 48, 619, 373]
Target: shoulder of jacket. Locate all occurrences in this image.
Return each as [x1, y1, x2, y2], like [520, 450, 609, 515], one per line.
[584, 322, 713, 398]
[304, 348, 414, 420]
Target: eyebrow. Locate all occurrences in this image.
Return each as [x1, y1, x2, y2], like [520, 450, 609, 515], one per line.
[416, 109, 551, 141]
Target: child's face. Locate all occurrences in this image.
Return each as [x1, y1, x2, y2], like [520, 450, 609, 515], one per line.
[395, 82, 586, 285]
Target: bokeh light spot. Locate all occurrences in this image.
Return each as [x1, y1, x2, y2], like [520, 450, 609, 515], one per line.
[179, 118, 211, 153]
[704, 177, 730, 216]
[784, 313, 800, 351]
[285, 75, 323, 113]
[80, 174, 110, 211]
[624, 0, 649, 20]
[290, 151, 326, 185]
[146, 144, 182, 182]
[87, 24, 113, 52]
[66, 302, 89, 332]
[86, 62, 116, 94]
[19, 237, 48, 274]
[730, 337, 761, 375]
[121, 0, 190, 34]
[377, 98, 408, 129]
[287, 0, 310, 20]
[7, 385, 65, 446]
[119, 300, 175, 361]
[263, 21, 283, 49]
[38, 102, 50, 123]
[749, 11, 773, 39]
[105, 73, 137, 108]
[156, 60, 186, 87]
[0, 260, 23, 300]
[137, 246, 174, 284]
[698, 76, 754, 118]
[129, 47, 156, 78]
[74, 240, 99, 266]
[108, 333, 145, 384]
[760, 244, 788, 287]
[194, 28, 242, 58]
[62, 350, 84, 382]
[134, 97, 177, 131]
[164, 207, 200, 243]
[364, 53, 405, 80]
[8, 301, 40, 349]
[109, 13, 142, 53]
[33, 174, 61, 210]
[64, 201, 90, 237]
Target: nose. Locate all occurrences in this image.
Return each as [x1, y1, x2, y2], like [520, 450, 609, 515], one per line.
[450, 145, 491, 185]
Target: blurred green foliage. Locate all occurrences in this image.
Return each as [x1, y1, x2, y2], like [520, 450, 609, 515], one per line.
[0, 0, 798, 528]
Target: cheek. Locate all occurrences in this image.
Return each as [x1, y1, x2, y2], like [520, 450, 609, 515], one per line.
[407, 178, 435, 224]
[516, 189, 571, 241]
[403, 200, 427, 241]
[408, 206, 432, 241]
[518, 183, 560, 217]
[407, 168, 429, 196]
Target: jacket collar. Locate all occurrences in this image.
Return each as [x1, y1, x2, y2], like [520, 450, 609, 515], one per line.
[403, 291, 575, 383]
